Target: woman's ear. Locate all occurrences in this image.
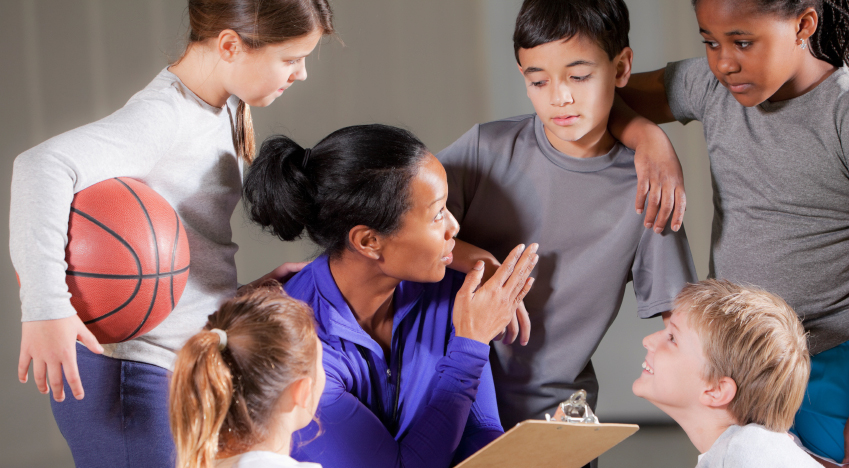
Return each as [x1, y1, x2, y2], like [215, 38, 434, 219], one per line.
[348, 225, 383, 260]
[615, 47, 633, 88]
[699, 376, 737, 409]
[217, 29, 243, 62]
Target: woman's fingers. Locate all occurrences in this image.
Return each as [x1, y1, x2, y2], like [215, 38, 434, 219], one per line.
[517, 301, 531, 346]
[457, 260, 485, 301]
[504, 244, 538, 300]
[500, 312, 520, 344]
[490, 244, 525, 287]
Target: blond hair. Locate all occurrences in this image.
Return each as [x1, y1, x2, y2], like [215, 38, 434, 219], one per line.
[169, 282, 318, 468]
[677, 279, 809, 432]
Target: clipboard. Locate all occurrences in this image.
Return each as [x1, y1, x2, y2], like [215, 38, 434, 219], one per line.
[456, 391, 639, 468]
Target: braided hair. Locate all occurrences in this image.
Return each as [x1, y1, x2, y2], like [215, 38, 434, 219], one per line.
[694, 0, 849, 67]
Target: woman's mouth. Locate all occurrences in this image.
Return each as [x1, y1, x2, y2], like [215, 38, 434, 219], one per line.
[641, 360, 654, 375]
[553, 115, 579, 126]
[441, 239, 456, 264]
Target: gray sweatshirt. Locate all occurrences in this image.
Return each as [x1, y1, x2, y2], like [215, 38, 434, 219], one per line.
[10, 68, 242, 370]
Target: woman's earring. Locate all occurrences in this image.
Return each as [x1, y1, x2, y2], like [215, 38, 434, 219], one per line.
[800, 38, 808, 50]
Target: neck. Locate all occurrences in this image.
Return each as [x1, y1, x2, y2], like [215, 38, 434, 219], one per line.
[545, 119, 616, 159]
[770, 55, 838, 102]
[661, 404, 738, 454]
[245, 412, 300, 458]
[169, 42, 232, 108]
[328, 252, 400, 342]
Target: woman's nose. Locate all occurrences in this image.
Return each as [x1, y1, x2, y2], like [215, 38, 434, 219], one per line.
[446, 210, 460, 239]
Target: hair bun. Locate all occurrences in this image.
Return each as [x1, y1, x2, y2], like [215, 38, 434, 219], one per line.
[243, 135, 317, 241]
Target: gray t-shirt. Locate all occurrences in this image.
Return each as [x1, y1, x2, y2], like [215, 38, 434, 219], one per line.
[437, 115, 697, 427]
[10, 68, 242, 370]
[666, 58, 849, 355]
[697, 424, 821, 468]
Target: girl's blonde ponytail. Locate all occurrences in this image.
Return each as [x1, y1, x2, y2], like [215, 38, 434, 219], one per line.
[169, 331, 233, 468]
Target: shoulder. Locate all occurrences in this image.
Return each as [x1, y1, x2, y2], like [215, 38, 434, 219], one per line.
[477, 114, 536, 141]
[721, 425, 821, 468]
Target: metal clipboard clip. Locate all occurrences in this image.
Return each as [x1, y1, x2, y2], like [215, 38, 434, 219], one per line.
[545, 390, 599, 424]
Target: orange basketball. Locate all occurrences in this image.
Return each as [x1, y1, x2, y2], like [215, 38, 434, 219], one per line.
[64, 178, 190, 344]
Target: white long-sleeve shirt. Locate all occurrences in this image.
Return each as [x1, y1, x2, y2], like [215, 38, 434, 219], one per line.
[10, 67, 243, 370]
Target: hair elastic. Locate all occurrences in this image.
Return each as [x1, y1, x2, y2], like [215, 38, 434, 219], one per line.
[302, 148, 312, 168]
[210, 328, 228, 351]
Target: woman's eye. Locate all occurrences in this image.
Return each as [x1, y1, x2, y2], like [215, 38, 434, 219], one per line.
[286, 58, 301, 65]
[572, 74, 591, 82]
[702, 40, 719, 49]
[736, 41, 752, 49]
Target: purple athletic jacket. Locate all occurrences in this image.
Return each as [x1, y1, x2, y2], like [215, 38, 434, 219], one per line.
[288, 256, 503, 468]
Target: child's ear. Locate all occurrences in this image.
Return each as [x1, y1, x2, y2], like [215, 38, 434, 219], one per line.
[700, 376, 737, 408]
[348, 225, 383, 260]
[290, 376, 314, 409]
[614, 47, 633, 88]
[217, 29, 243, 63]
[795, 7, 818, 43]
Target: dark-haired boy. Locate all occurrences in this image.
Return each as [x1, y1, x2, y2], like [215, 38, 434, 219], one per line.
[438, 0, 697, 429]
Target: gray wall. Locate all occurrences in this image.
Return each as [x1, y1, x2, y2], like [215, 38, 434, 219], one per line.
[0, 1, 711, 466]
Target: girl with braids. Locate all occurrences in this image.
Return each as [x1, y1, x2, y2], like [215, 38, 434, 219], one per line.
[11, 1, 333, 466]
[170, 283, 325, 468]
[242, 124, 538, 468]
[612, 0, 849, 464]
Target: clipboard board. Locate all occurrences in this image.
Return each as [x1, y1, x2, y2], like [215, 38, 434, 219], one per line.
[456, 391, 639, 468]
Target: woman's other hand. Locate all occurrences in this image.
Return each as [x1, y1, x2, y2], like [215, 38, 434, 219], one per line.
[453, 244, 538, 344]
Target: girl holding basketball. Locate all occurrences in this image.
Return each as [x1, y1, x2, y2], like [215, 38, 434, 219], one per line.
[10, 1, 333, 466]
[614, 0, 849, 464]
[170, 282, 325, 468]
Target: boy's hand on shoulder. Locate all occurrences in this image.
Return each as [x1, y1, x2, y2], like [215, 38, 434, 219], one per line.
[633, 126, 686, 234]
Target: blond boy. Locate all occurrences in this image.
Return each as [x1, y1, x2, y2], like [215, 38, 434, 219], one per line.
[633, 279, 818, 467]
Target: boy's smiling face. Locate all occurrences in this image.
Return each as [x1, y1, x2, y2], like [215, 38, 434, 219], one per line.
[632, 308, 710, 411]
[517, 35, 632, 158]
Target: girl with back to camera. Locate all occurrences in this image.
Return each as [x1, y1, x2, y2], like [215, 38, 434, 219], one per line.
[242, 124, 539, 468]
[613, 0, 849, 465]
[170, 283, 325, 468]
[10, 1, 333, 466]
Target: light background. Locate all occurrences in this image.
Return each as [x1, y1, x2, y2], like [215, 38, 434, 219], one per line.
[0, 1, 710, 466]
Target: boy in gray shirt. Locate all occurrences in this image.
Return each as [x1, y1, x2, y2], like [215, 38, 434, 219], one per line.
[437, 0, 697, 428]
[633, 279, 819, 468]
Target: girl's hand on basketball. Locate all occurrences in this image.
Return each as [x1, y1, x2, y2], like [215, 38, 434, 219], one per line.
[19, 315, 103, 402]
[246, 261, 311, 289]
[453, 244, 538, 345]
[633, 126, 686, 234]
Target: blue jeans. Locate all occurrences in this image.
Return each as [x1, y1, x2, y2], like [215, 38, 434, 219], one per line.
[791, 340, 849, 462]
[50, 343, 175, 468]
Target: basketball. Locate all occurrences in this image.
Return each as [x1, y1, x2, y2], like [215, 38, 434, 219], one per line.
[64, 178, 190, 344]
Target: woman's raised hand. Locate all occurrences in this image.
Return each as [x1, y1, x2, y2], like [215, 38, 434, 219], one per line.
[453, 244, 538, 344]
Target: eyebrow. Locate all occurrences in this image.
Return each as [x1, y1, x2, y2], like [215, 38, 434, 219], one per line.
[699, 28, 753, 36]
[523, 60, 596, 76]
[670, 321, 680, 332]
[429, 193, 447, 207]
